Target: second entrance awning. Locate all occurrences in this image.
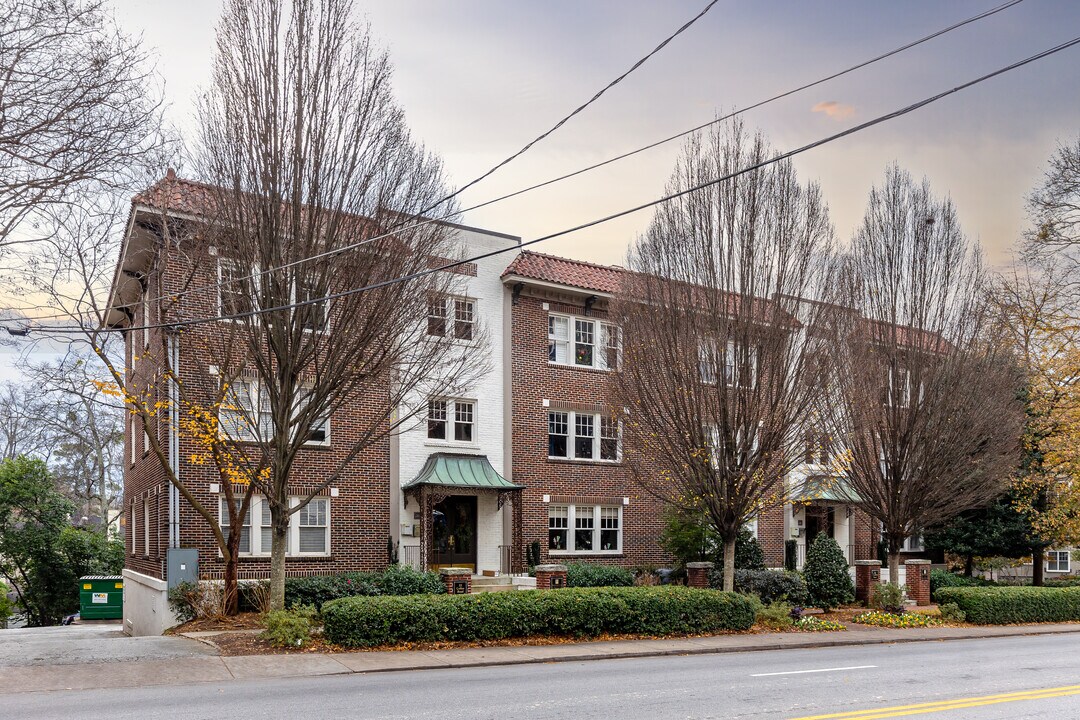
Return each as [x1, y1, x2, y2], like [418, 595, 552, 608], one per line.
[790, 476, 862, 504]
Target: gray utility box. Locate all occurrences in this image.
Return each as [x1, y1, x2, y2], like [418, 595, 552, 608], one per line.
[167, 548, 199, 589]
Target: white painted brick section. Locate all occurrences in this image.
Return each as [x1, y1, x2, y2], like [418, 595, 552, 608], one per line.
[395, 226, 519, 573]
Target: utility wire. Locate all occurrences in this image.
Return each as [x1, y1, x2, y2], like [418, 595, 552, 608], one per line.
[35, 32, 1080, 336]
[10, 0, 1025, 326]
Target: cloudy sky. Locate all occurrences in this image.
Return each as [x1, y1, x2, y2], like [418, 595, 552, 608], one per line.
[108, 0, 1080, 270]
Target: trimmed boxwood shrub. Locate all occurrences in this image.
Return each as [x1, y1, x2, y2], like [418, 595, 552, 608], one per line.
[930, 569, 993, 595]
[803, 535, 854, 611]
[321, 586, 756, 647]
[708, 569, 808, 606]
[565, 563, 634, 588]
[284, 566, 444, 610]
[935, 586, 1080, 624]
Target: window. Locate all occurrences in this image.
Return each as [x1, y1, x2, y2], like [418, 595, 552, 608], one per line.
[548, 410, 620, 462]
[548, 411, 569, 457]
[220, 378, 328, 445]
[548, 313, 621, 371]
[598, 324, 620, 371]
[298, 498, 329, 554]
[142, 292, 151, 349]
[699, 341, 717, 385]
[548, 504, 622, 554]
[548, 505, 569, 551]
[901, 533, 924, 552]
[130, 504, 138, 555]
[144, 426, 151, 455]
[804, 433, 830, 465]
[574, 319, 594, 366]
[548, 315, 569, 363]
[218, 259, 255, 317]
[427, 399, 447, 439]
[143, 497, 151, 556]
[427, 295, 474, 340]
[574, 414, 594, 459]
[294, 275, 330, 332]
[887, 366, 923, 408]
[723, 340, 757, 387]
[130, 416, 137, 466]
[427, 398, 476, 444]
[218, 496, 330, 557]
[220, 497, 251, 554]
[1047, 550, 1071, 573]
[454, 401, 474, 442]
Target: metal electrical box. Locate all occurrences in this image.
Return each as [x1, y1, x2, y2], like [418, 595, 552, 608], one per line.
[167, 548, 199, 589]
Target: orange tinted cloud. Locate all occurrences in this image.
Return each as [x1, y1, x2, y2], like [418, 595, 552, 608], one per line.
[812, 100, 855, 120]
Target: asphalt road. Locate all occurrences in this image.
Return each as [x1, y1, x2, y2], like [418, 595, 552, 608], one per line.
[6, 633, 1080, 719]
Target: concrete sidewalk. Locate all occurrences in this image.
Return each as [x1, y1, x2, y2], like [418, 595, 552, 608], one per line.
[3, 622, 1079, 695]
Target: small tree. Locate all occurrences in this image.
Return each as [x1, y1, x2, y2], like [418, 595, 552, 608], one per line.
[803, 534, 854, 611]
[922, 495, 1032, 576]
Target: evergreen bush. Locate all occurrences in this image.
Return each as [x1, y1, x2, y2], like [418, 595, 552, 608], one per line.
[935, 586, 1080, 624]
[565, 563, 634, 588]
[709, 568, 808, 605]
[870, 582, 905, 613]
[803, 534, 854, 610]
[283, 566, 444, 610]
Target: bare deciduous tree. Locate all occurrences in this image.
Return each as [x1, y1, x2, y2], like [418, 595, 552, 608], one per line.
[0, 0, 167, 246]
[1028, 135, 1080, 262]
[193, 0, 484, 608]
[823, 166, 1023, 581]
[612, 121, 835, 591]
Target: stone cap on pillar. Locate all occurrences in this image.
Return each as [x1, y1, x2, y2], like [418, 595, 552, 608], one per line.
[438, 567, 472, 577]
[854, 560, 882, 566]
[534, 564, 567, 573]
[904, 559, 932, 565]
[686, 561, 715, 570]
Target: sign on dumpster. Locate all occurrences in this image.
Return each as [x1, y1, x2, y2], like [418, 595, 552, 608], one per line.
[91, 593, 108, 604]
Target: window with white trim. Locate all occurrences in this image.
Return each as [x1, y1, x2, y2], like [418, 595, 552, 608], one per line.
[142, 292, 151, 349]
[294, 274, 330, 332]
[218, 258, 256, 318]
[548, 410, 620, 461]
[901, 533, 924, 552]
[130, 504, 138, 555]
[297, 498, 329, 554]
[548, 313, 620, 370]
[427, 295, 474, 340]
[427, 398, 476, 444]
[142, 497, 151, 556]
[219, 378, 328, 446]
[259, 500, 275, 556]
[548, 504, 622, 554]
[219, 497, 251, 554]
[1047, 550, 1071, 573]
[700, 339, 756, 386]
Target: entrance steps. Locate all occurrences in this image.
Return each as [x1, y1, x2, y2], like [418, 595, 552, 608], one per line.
[470, 575, 537, 593]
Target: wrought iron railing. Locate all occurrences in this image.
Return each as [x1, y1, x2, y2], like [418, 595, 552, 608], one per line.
[401, 544, 422, 570]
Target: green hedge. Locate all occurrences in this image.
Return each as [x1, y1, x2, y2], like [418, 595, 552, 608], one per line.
[935, 586, 1080, 624]
[929, 569, 995, 594]
[284, 566, 444, 609]
[565, 563, 634, 588]
[322, 586, 755, 647]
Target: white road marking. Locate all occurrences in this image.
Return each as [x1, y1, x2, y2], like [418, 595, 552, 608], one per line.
[751, 665, 877, 677]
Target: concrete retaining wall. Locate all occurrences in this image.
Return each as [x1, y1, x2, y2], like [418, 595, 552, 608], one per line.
[122, 568, 178, 637]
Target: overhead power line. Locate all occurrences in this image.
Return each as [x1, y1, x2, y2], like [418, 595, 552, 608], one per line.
[14, 0, 1026, 326]
[36, 32, 1080, 337]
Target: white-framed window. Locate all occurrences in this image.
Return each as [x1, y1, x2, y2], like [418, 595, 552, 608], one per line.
[130, 416, 137, 466]
[700, 339, 757, 387]
[142, 497, 151, 556]
[804, 432, 831, 466]
[142, 292, 151, 349]
[297, 498, 330, 554]
[143, 426, 151, 455]
[218, 258, 256, 318]
[427, 295, 474, 341]
[548, 504, 622, 554]
[427, 398, 476, 444]
[548, 410, 620, 461]
[219, 496, 330, 557]
[887, 366, 925, 408]
[294, 273, 330, 332]
[1047, 550, 1071, 573]
[548, 313, 620, 370]
[130, 503, 138, 555]
[219, 378, 328, 446]
[901, 533, 924, 552]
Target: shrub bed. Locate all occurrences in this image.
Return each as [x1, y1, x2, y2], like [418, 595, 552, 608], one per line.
[322, 586, 755, 647]
[719, 569, 808, 605]
[565, 563, 634, 588]
[794, 616, 845, 632]
[935, 586, 1080, 625]
[284, 566, 444, 610]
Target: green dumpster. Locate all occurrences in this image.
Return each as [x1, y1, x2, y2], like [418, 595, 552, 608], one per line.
[79, 575, 123, 620]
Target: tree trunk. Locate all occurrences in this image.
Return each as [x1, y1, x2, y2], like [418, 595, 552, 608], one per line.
[888, 551, 901, 586]
[1032, 545, 1045, 587]
[269, 515, 289, 610]
[223, 532, 240, 616]
[963, 554, 974, 577]
[722, 535, 737, 592]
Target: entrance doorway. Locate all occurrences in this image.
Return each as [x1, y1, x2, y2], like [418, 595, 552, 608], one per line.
[805, 506, 835, 549]
[431, 496, 477, 570]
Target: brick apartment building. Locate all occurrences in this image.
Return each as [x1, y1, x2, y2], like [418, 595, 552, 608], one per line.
[108, 174, 913, 635]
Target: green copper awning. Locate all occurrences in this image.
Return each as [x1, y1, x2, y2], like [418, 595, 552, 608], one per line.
[402, 453, 523, 492]
[791, 476, 862, 504]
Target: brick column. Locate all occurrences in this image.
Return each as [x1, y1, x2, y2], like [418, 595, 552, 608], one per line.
[686, 561, 714, 589]
[854, 560, 882, 604]
[905, 559, 932, 606]
[440, 567, 472, 595]
[534, 564, 568, 589]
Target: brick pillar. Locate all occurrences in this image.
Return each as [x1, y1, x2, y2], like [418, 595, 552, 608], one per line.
[854, 560, 882, 604]
[534, 564, 568, 589]
[686, 561, 714, 589]
[905, 559, 931, 606]
[440, 567, 472, 595]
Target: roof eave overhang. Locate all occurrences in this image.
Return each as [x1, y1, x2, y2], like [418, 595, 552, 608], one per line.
[501, 273, 615, 300]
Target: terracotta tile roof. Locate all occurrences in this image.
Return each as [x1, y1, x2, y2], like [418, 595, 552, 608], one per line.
[132, 170, 222, 217]
[501, 251, 625, 294]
